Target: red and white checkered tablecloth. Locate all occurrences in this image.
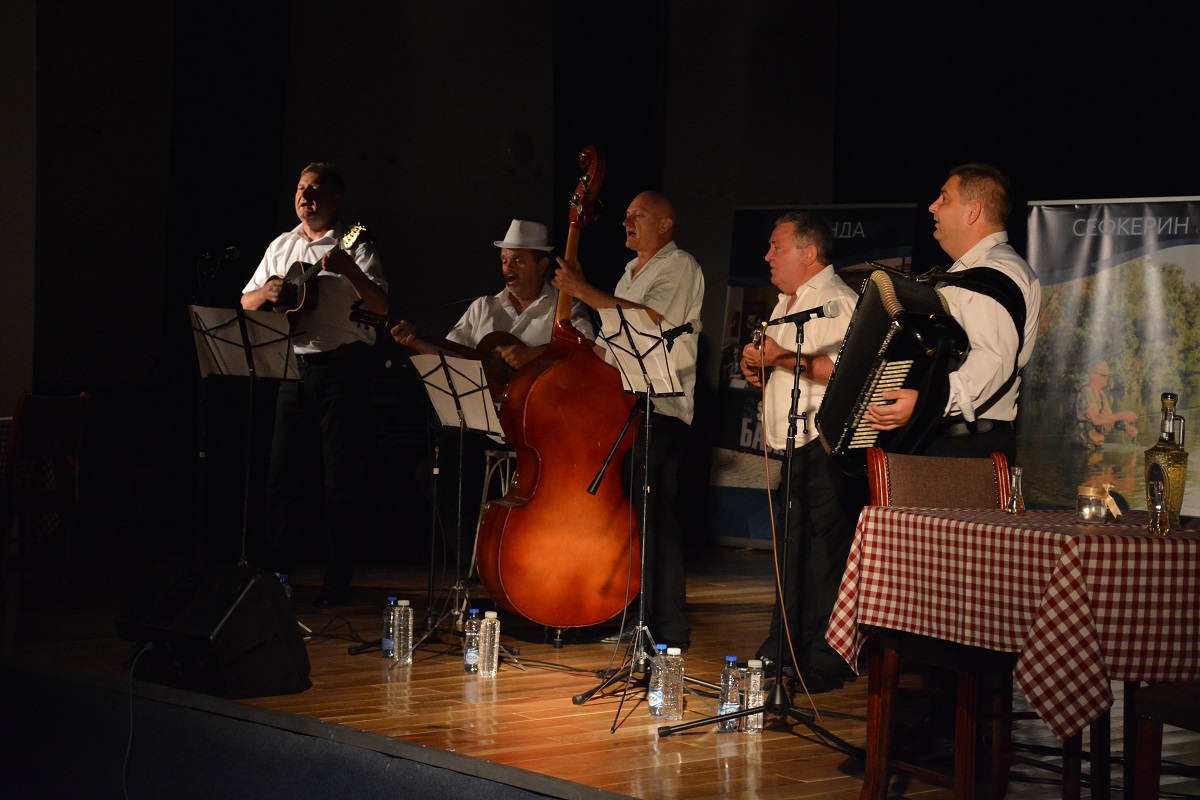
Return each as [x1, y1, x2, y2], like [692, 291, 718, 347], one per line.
[827, 506, 1200, 741]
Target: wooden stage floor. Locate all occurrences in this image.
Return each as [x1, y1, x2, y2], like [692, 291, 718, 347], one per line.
[3, 547, 1197, 799]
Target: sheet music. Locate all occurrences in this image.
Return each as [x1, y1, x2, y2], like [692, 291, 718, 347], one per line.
[597, 307, 683, 397]
[411, 354, 504, 436]
[189, 305, 296, 380]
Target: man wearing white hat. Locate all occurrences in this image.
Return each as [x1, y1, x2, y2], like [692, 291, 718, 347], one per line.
[391, 219, 594, 367]
[390, 220, 595, 576]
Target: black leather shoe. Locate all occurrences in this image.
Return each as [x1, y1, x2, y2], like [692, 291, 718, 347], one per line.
[315, 585, 354, 608]
[794, 669, 846, 695]
[600, 625, 638, 644]
[755, 653, 794, 680]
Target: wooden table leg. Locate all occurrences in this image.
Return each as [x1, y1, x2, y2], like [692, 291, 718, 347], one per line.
[1123, 681, 1140, 796]
[954, 669, 978, 800]
[987, 670, 1012, 799]
[1134, 714, 1164, 800]
[1063, 731, 1082, 800]
[1090, 709, 1110, 800]
[860, 633, 901, 800]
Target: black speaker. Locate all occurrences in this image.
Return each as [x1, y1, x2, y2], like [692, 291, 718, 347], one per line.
[115, 559, 311, 699]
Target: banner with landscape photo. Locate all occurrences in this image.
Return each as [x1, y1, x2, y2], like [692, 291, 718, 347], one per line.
[1022, 197, 1200, 512]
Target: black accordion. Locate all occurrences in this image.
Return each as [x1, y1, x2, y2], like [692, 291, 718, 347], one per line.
[816, 270, 969, 475]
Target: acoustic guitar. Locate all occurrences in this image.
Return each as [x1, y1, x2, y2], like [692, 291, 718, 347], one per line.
[348, 303, 521, 399]
[272, 223, 368, 314]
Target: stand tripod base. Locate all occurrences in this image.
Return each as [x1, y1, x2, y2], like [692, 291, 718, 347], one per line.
[572, 625, 655, 708]
[656, 678, 865, 760]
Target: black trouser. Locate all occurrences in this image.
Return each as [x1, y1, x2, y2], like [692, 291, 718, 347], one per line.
[623, 412, 690, 646]
[265, 342, 374, 592]
[763, 439, 866, 674]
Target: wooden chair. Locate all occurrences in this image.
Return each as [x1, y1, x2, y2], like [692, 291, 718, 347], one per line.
[0, 392, 90, 594]
[861, 446, 1013, 800]
[1133, 679, 1200, 799]
[865, 447, 1010, 509]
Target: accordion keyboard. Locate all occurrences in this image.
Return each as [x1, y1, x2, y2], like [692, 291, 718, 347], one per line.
[848, 359, 914, 449]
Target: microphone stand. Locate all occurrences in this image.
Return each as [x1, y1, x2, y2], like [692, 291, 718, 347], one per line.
[422, 436, 444, 632]
[396, 353, 498, 660]
[570, 309, 718, 727]
[657, 319, 861, 758]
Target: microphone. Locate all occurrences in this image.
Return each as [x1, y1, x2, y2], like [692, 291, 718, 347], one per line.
[766, 299, 842, 326]
[201, 246, 240, 261]
[661, 321, 694, 351]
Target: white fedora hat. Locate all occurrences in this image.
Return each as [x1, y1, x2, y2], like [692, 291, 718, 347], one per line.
[493, 219, 554, 252]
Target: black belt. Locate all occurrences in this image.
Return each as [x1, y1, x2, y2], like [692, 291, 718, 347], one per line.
[296, 341, 368, 365]
[937, 418, 1014, 437]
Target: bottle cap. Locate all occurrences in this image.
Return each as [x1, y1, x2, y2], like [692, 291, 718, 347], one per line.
[747, 659, 763, 669]
[387, 596, 397, 602]
[469, 608, 479, 614]
[666, 647, 682, 656]
[656, 643, 667, 652]
[726, 655, 737, 663]
[397, 599, 409, 606]
[484, 611, 498, 619]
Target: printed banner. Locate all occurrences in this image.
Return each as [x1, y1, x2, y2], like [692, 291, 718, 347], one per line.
[1022, 198, 1200, 513]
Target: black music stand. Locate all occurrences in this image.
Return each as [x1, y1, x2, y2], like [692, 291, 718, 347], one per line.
[655, 318, 861, 757]
[408, 352, 502, 651]
[189, 305, 295, 568]
[571, 307, 707, 731]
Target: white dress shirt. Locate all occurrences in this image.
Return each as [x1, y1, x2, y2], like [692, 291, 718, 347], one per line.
[447, 281, 595, 348]
[939, 231, 1041, 421]
[607, 241, 705, 425]
[242, 222, 386, 356]
[762, 265, 858, 450]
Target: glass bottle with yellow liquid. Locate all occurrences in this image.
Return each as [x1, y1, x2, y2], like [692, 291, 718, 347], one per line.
[1144, 392, 1188, 532]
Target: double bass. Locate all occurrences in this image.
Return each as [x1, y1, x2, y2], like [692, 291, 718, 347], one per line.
[475, 146, 642, 630]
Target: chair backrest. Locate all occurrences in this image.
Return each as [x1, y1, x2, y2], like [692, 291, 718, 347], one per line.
[8, 392, 90, 503]
[865, 446, 1011, 509]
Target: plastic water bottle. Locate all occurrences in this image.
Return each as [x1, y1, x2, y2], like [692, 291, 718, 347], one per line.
[394, 599, 413, 665]
[662, 647, 685, 721]
[743, 659, 765, 734]
[717, 655, 741, 731]
[381, 597, 399, 660]
[276, 572, 292, 598]
[463, 608, 481, 674]
[647, 643, 668, 716]
[479, 611, 501, 677]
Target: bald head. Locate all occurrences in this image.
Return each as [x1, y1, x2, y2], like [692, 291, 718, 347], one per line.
[624, 191, 676, 258]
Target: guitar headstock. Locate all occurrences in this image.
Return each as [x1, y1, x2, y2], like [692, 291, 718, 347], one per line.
[348, 298, 387, 329]
[342, 223, 368, 249]
[568, 146, 605, 231]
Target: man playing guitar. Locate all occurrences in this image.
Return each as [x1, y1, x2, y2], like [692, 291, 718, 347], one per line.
[389, 218, 594, 381]
[387, 219, 595, 578]
[240, 161, 388, 608]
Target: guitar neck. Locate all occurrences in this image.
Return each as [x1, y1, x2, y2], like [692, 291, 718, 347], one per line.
[421, 334, 480, 361]
[294, 262, 323, 286]
[347, 307, 478, 360]
[287, 223, 365, 286]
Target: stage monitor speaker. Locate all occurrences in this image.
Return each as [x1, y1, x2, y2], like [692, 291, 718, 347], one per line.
[115, 559, 311, 699]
